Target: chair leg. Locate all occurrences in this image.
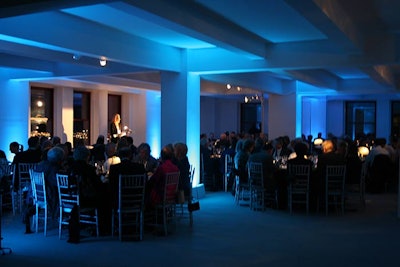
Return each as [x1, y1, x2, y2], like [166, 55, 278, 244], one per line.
[95, 208, 99, 237]
[325, 195, 328, 216]
[44, 207, 47, 236]
[163, 206, 168, 236]
[111, 209, 115, 237]
[35, 206, 39, 233]
[58, 209, 62, 239]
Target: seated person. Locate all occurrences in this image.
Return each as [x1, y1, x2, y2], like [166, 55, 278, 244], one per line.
[102, 142, 121, 182]
[314, 140, 346, 208]
[145, 145, 179, 210]
[67, 145, 103, 244]
[108, 147, 146, 210]
[287, 142, 312, 166]
[133, 143, 159, 176]
[234, 139, 255, 184]
[173, 142, 191, 200]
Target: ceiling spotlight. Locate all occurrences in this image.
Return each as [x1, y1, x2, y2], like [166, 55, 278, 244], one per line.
[99, 56, 107, 67]
[72, 54, 81, 60]
[226, 84, 231, 90]
[237, 86, 241, 91]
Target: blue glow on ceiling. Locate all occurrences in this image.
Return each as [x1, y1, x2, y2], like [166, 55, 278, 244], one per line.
[327, 67, 370, 79]
[62, 5, 215, 49]
[0, 34, 74, 54]
[197, 0, 326, 43]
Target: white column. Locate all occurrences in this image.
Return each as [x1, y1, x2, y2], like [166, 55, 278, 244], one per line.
[268, 93, 297, 140]
[160, 71, 201, 187]
[53, 87, 73, 143]
[91, 90, 108, 143]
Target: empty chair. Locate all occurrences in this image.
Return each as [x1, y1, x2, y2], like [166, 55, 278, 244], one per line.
[56, 173, 99, 240]
[112, 174, 146, 241]
[17, 163, 38, 214]
[325, 165, 347, 216]
[287, 164, 311, 215]
[153, 172, 180, 236]
[248, 161, 265, 211]
[224, 154, 234, 192]
[29, 169, 48, 236]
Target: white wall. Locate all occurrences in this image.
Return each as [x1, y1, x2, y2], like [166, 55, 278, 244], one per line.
[268, 93, 297, 140]
[200, 96, 240, 137]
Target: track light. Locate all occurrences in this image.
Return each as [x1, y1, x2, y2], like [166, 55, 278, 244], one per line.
[99, 56, 107, 67]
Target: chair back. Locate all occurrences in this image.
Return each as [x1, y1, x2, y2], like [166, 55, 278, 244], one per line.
[325, 165, 346, 194]
[248, 161, 263, 188]
[164, 172, 180, 204]
[1, 162, 15, 178]
[19, 163, 38, 191]
[29, 169, 46, 207]
[56, 173, 79, 210]
[118, 174, 146, 211]
[288, 164, 311, 192]
[0, 162, 15, 187]
[225, 154, 234, 176]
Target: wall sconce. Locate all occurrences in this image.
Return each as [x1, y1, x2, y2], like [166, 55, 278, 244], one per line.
[99, 56, 107, 67]
[37, 100, 44, 107]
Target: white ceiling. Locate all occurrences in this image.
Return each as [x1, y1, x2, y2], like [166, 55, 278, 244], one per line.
[1, 0, 400, 96]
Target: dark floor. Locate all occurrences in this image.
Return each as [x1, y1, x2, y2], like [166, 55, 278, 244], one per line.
[1, 191, 399, 267]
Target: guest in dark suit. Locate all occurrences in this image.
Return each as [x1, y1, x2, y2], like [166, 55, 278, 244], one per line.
[248, 138, 276, 190]
[133, 143, 159, 176]
[287, 142, 313, 166]
[108, 147, 146, 210]
[272, 137, 291, 159]
[12, 136, 42, 164]
[91, 135, 106, 162]
[68, 145, 103, 243]
[12, 136, 42, 190]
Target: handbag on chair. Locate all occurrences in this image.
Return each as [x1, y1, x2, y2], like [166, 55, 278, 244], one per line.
[188, 186, 200, 212]
[188, 199, 200, 212]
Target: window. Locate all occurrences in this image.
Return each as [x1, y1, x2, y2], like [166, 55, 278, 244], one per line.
[391, 101, 400, 140]
[31, 87, 53, 138]
[240, 102, 262, 136]
[73, 91, 91, 147]
[345, 101, 376, 140]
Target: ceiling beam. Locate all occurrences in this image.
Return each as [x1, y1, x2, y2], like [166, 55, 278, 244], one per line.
[0, 0, 114, 18]
[121, 0, 269, 58]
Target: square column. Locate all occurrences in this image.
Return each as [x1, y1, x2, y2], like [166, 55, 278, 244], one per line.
[160, 71, 200, 186]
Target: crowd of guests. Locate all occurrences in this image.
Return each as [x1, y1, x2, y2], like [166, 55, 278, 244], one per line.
[1, 134, 192, 243]
[200, 130, 400, 210]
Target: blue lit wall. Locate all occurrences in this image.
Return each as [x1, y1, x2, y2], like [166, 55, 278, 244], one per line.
[187, 73, 200, 186]
[0, 80, 30, 161]
[146, 90, 161, 159]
